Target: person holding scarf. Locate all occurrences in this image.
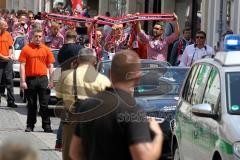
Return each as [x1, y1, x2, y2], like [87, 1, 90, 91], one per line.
[136, 13, 180, 61]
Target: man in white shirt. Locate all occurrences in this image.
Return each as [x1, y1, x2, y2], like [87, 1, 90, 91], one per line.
[179, 31, 214, 67]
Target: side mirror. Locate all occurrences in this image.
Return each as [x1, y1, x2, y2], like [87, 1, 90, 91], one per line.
[192, 104, 218, 119]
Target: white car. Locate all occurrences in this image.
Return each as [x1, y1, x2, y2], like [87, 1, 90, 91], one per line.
[12, 36, 25, 82]
[51, 49, 61, 99]
[172, 34, 240, 160]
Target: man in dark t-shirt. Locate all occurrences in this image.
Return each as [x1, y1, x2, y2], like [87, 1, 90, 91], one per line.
[69, 49, 163, 160]
[55, 29, 82, 151]
[57, 29, 82, 70]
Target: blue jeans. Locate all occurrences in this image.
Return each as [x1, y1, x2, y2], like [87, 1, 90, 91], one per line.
[56, 122, 62, 144]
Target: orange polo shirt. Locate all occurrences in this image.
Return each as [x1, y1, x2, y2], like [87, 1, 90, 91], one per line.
[18, 43, 55, 77]
[0, 31, 13, 56]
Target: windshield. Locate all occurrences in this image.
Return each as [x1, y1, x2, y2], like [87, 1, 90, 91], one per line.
[14, 37, 25, 50]
[98, 61, 188, 96]
[227, 72, 240, 114]
[135, 67, 189, 96]
[98, 60, 170, 77]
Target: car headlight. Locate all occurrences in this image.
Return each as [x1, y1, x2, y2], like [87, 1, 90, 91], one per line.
[234, 142, 240, 158]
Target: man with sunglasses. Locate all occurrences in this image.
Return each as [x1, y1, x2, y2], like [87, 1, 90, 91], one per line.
[27, 11, 35, 32]
[179, 31, 214, 67]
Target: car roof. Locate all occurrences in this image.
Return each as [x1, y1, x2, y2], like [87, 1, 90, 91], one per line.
[100, 59, 171, 65]
[193, 51, 240, 69]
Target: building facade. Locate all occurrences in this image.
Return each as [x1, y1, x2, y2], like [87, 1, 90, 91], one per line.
[3, 0, 45, 13]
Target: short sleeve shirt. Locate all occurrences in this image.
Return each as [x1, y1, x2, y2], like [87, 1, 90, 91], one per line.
[75, 88, 152, 160]
[18, 43, 55, 77]
[55, 64, 111, 109]
[0, 31, 13, 56]
[179, 44, 214, 67]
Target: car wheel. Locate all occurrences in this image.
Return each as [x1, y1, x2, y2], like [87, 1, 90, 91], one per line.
[173, 144, 180, 160]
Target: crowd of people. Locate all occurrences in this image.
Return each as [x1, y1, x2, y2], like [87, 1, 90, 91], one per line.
[0, 6, 232, 160]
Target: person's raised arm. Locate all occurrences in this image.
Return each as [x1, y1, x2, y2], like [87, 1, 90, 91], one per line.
[173, 13, 180, 37]
[135, 13, 141, 33]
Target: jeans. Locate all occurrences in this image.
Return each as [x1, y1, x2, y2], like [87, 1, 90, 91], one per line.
[0, 60, 15, 103]
[56, 122, 63, 144]
[25, 76, 51, 128]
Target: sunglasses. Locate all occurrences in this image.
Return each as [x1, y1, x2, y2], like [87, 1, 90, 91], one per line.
[196, 36, 205, 39]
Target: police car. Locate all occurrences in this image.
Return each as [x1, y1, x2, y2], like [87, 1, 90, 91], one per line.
[172, 34, 240, 160]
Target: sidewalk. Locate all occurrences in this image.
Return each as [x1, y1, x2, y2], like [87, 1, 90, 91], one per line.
[0, 92, 62, 160]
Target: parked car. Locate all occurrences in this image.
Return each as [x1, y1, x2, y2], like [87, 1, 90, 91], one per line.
[172, 35, 240, 160]
[97, 59, 189, 159]
[51, 49, 61, 100]
[12, 35, 25, 82]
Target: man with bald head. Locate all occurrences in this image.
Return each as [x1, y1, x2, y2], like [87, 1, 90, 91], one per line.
[0, 20, 17, 107]
[70, 49, 163, 160]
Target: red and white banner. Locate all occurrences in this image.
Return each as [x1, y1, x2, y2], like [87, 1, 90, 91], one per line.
[47, 13, 94, 23]
[46, 13, 175, 25]
[45, 13, 176, 49]
[96, 13, 176, 25]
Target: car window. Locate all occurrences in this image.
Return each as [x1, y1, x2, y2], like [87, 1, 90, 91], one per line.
[14, 37, 25, 50]
[182, 65, 200, 102]
[135, 67, 189, 96]
[226, 72, 240, 114]
[202, 68, 220, 110]
[191, 64, 212, 105]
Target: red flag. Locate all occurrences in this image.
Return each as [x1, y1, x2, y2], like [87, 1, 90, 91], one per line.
[71, 0, 83, 12]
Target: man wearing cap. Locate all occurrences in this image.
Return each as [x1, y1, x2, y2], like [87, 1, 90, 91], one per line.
[55, 48, 111, 160]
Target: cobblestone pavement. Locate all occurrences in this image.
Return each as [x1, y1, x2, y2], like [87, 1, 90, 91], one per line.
[0, 87, 62, 160]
